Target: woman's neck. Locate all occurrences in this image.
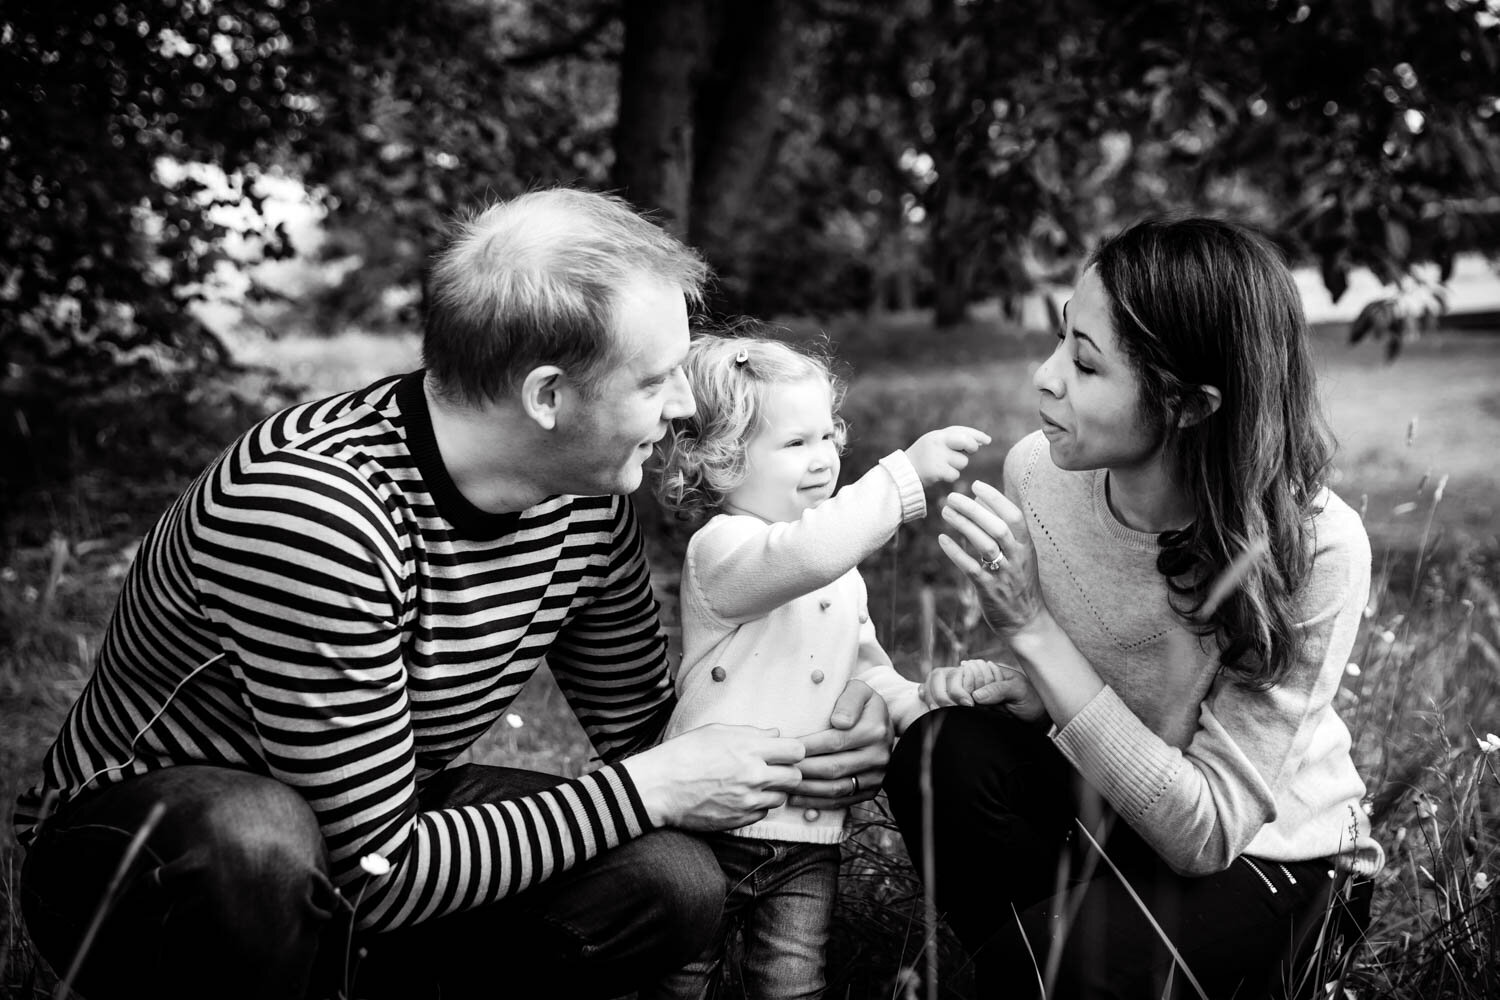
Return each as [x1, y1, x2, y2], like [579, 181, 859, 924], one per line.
[1104, 454, 1195, 534]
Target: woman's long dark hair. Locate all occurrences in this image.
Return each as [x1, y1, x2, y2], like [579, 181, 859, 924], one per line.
[1091, 217, 1335, 690]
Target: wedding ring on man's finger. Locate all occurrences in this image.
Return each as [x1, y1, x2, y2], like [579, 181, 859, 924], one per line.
[980, 553, 1004, 573]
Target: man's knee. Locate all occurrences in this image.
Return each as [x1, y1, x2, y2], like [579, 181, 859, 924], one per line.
[21, 770, 334, 1000]
[185, 774, 327, 881]
[622, 829, 727, 964]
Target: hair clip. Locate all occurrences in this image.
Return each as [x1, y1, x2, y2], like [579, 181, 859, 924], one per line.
[733, 349, 749, 366]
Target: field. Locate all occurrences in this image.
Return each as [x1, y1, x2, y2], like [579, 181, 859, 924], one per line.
[2, 315, 1498, 997]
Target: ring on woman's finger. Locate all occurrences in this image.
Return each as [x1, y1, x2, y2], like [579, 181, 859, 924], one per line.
[849, 775, 860, 796]
[980, 553, 1004, 572]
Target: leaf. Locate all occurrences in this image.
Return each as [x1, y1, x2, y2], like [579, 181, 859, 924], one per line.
[1322, 255, 1350, 304]
[1349, 298, 1394, 345]
[1384, 219, 1410, 264]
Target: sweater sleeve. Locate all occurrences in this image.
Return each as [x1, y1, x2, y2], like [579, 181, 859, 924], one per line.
[548, 495, 677, 761]
[851, 577, 928, 735]
[691, 451, 925, 624]
[195, 448, 654, 931]
[1051, 501, 1372, 875]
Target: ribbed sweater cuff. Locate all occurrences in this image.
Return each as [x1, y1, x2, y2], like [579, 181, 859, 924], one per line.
[1051, 685, 1183, 821]
[881, 451, 927, 523]
[596, 763, 657, 835]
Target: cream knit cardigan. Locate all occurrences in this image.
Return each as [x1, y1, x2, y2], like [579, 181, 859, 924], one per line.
[664, 451, 929, 844]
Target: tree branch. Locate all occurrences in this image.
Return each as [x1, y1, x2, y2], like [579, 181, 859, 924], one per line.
[503, 4, 621, 67]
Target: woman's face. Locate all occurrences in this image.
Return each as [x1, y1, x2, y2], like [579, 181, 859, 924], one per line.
[1033, 266, 1163, 473]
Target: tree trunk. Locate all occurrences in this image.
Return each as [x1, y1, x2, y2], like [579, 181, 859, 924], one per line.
[931, 227, 975, 327]
[687, 0, 805, 299]
[612, 0, 708, 235]
[925, 0, 977, 328]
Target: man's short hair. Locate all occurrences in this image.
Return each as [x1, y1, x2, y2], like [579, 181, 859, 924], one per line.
[423, 189, 710, 405]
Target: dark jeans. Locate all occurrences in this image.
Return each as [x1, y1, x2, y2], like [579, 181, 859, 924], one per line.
[886, 708, 1370, 1000]
[21, 763, 725, 1000]
[647, 834, 841, 1000]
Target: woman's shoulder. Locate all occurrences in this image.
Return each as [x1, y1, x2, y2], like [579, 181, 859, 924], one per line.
[1308, 488, 1371, 556]
[1301, 486, 1373, 595]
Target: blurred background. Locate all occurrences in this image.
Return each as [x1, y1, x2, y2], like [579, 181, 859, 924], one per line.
[4, 2, 1500, 996]
[5, 0, 1500, 543]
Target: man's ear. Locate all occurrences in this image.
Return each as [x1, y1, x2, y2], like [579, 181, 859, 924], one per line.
[1176, 384, 1223, 429]
[520, 366, 567, 430]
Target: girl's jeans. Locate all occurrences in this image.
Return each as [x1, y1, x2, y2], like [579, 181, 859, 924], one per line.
[645, 833, 840, 1000]
[20, 763, 725, 1000]
[885, 707, 1372, 1000]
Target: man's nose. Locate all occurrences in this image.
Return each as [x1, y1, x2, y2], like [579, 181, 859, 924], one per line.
[665, 368, 695, 419]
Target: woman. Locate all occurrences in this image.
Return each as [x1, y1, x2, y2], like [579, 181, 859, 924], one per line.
[886, 217, 1383, 998]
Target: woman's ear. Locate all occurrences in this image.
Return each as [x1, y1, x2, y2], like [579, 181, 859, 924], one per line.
[1176, 385, 1223, 429]
[520, 365, 566, 430]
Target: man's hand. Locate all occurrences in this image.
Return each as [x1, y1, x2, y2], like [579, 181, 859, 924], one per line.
[621, 724, 805, 831]
[787, 680, 892, 810]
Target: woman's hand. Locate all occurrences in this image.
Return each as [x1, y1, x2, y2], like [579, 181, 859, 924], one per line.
[938, 480, 1047, 636]
[786, 680, 891, 810]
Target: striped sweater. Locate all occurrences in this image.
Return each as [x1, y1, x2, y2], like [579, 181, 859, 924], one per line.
[13, 372, 674, 930]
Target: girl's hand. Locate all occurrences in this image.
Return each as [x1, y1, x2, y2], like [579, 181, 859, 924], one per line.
[965, 660, 1048, 722]
[905, 426, 992, 488]
[938, 480, 1046, 636]
[922, 660, 1049, 723]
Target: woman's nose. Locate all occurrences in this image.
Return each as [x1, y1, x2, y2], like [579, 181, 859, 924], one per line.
[1033, 347, 1065, 397]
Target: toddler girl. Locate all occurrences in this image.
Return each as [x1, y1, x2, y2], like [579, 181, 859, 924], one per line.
[648, 331, 989, 999]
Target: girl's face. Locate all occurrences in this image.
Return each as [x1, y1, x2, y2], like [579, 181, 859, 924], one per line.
[1033, 266, 1163, 473]
[724, 378, 841, 523]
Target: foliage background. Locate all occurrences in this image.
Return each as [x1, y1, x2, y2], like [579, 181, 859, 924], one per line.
[3, 0, 1500, 997]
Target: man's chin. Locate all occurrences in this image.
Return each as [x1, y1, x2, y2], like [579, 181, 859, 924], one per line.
[610, 465, 646, 496]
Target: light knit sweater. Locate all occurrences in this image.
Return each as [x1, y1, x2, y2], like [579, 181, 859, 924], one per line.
[1006, 431, 1385, 877]
[664, 452, 930, 844]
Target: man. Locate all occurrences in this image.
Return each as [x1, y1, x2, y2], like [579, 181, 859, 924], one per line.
[15, 189, 891, 999]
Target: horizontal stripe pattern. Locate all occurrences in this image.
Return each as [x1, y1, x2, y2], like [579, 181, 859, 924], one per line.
[14, 373, 671, 930]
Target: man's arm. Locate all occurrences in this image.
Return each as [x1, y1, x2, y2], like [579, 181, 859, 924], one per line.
[545, 496, 677, 761]
[196, 453, 665, 931]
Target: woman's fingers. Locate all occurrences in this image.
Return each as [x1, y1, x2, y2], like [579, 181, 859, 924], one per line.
[937, 532, 987, 580]
[940, 504, 1010, 569]
[971, 480, 1021, 519]
[944, 486, 1027, 563]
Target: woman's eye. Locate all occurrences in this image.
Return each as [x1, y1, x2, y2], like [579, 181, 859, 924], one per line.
[1073, 358, 1095, 375]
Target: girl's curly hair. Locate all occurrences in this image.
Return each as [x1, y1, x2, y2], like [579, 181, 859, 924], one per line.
[654, 327, 847, 517]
